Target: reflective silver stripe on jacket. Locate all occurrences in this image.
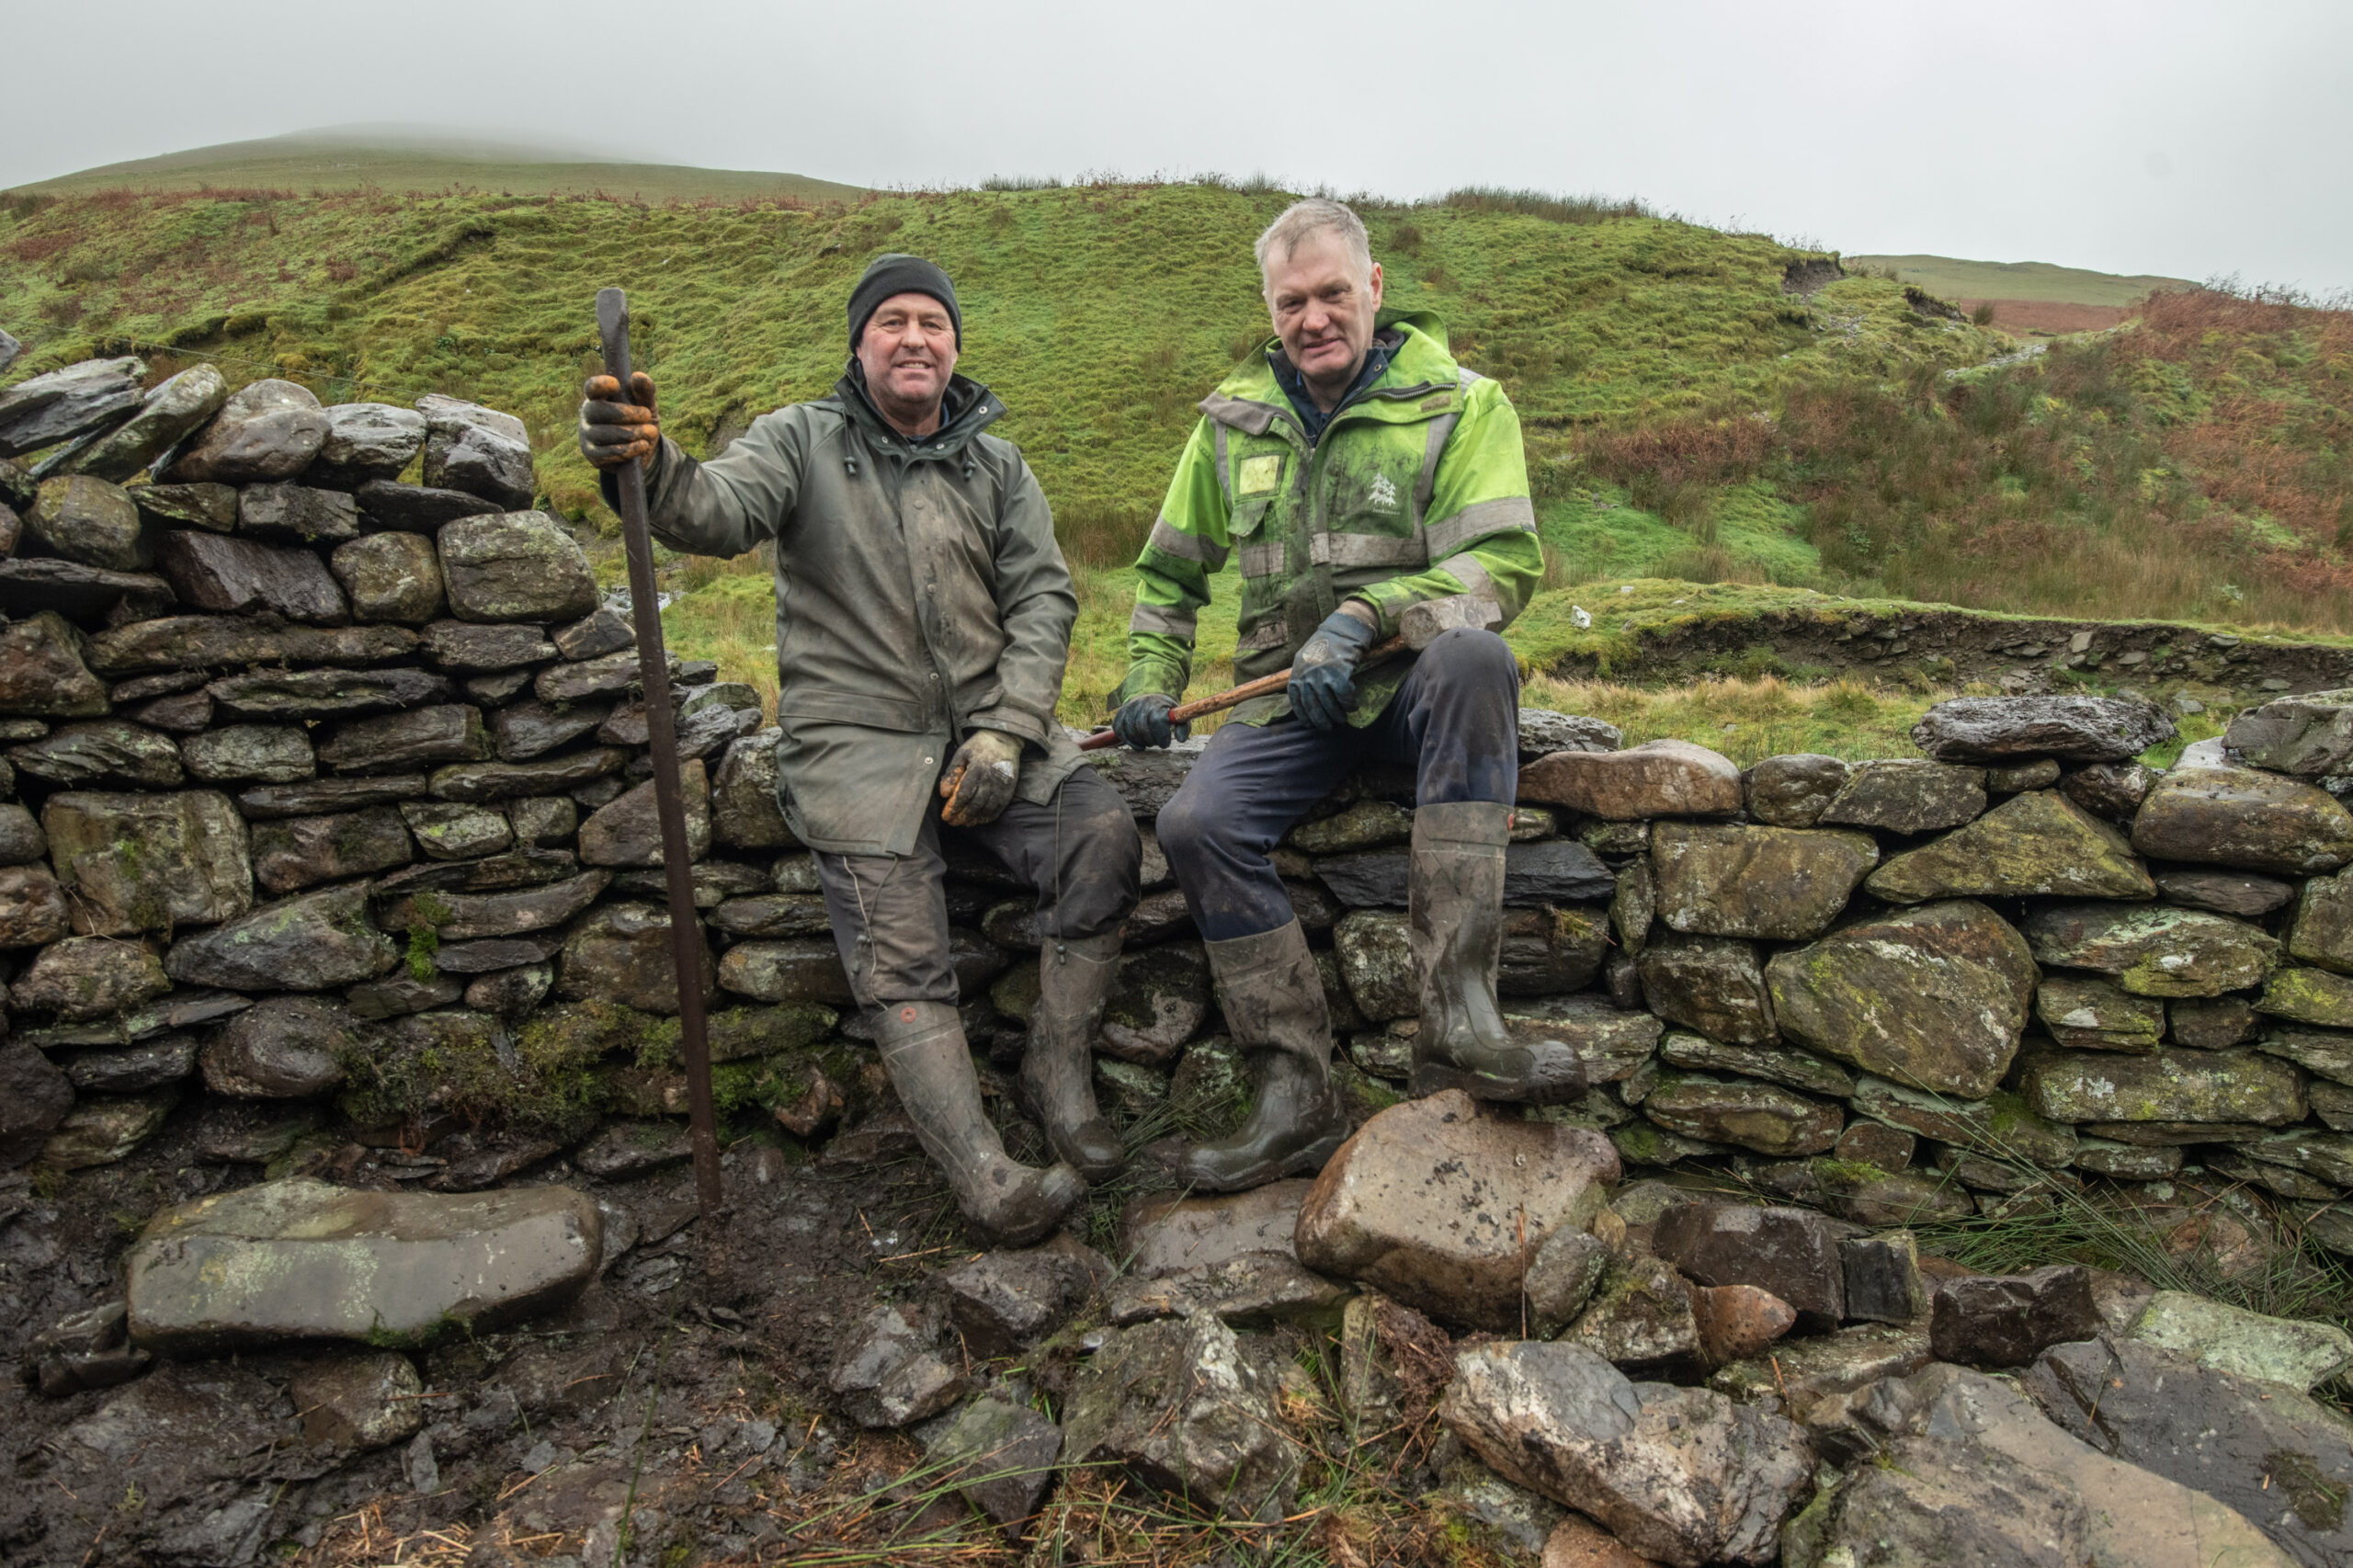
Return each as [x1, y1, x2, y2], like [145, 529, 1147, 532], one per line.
[1438, 551, 1496, 599]
[1426, 495, 1538, 559]
[1238, 540, 1286, 578]
[1131, 601, 1199, 638]
[1324, 532, 1428, 569]
[1147, 516, 1226, 569]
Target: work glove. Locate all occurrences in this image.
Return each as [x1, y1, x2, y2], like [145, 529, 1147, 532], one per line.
[579, 372, 661, 471]
[1288, 604, 1379, 731]
[939, 729, 1024, 827]
[1112, 692, 1188, 750]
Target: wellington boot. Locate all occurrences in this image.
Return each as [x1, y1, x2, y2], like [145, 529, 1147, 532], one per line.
[1019, 932, 1125, 1181]
[1406, 801, 1589, 1104]
[873, 998, 1086, 1246]
[1172, 920, 1348, 1192]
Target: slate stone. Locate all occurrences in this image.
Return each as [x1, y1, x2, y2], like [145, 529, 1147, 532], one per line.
[380, 870, 608, 944]
[2020, 1047, 2306, 1127]
[434, 934, 568, 972]
[1518, 708, 1621, 761]
[1643, 1073, 1843, 1158]
[1518, 737, 1743, 820]
[1659, 1029, 1853, 1097]
[1817, 758, 1987, 834]
[552, 607, 634, 661]
[1650, 823, 1878, 939]
[2027, 1332, 2353, 1568]
[251, 807, 415, 895]
[1653, 1201, 1854, 1321]
[924, 1396, 1063, 1528]
[1867, 790, 2155, 903]
[418, 619, 557, 671]
[1061, 1311, 1301, 1522]
[2073, 1136, 2185, 1177]
[317, 704, 486, 773]
[509, 795, 577, 846]
[439, 513, 596, 622]
[578, 760, 710, 868]
[11, 720, 185, 789]
[423, 419, 534, 508]
[1439, 1340, 1812, 1568]
[14, 986, 251, 1047]
[236, 774, 428, 820]
[710, 729, 797, 848]
[2066, 759, 2161, 818]
[534, 647, 675, 703]
[0, 609, 110, 717]
[237, 481, 359, 546]
[1840, 1232, 1927, 1324]
[1928, 1264, 2103, 1368]
[2287, 868, 2353, 973]
[0, 1039, 75, 1165]
[2132, 765, 2353, 875]
[2022, 902, 2280, 996]
[1986, 757, 2063, 792]
[40, 1089, 179, 1169]
[308, 403, 426, 486]
[2256, 1024, 2353, 1085]
[199, 995, 355, 1098]
[10, 935, 171, 1021]
[0, 801, 47, 865]
[943, 1235, 1112, 1355]
[1768, 900, 2037, 1097]
[1637, 931, 1778, 1045]
[557, 902, 714, 1013]
[86, 616, 416, 676]
[0, 357, 145, 457]
[28, 474, 148, 570]
[826, 1304, 964, 1429]
[2260, 967, 2353, 1029]
[1295, 1089, 1617, 1330]
[164, 883, 400, 991]
[1690, 1284, 1799, 1368]
[1911, 695, 2176, 763]
[289, 1351, 425, 1451]
[573, 1119, 690, 1179]
[1313, 838, 1614, 907]
[2036, 973, 2166, 1051]
[329, 531, 445, 623]
[0, 862, 72, 947]
[2224, 688, 2353, 778]
[1335, 905, 1608, 1018]
[1742, 754, 1852, 828]
[490, 698, 608, 761]
[2126, 1290, 2353, 1396]
[207, 666, 451, 722]
[125, 1176, 602, 1352]
[373, 847, 577, 896]
[2156, 866, 2298, 917]
[165, 378, 329, 483]
[0, 557, 172, 621]
[354, 480, 499, 532]
[1287, 800, 1413, 855]
[181, 723, 315, 784]
[398, 801, 513, 860]
[129, 481, 238, 532]
[464, 961, 554, 1018]
[130, 689, 211, 733]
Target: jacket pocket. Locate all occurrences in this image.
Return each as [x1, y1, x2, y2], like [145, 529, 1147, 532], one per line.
[777, 690, 930, 733]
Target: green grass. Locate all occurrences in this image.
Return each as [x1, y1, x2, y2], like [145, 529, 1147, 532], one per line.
[21, 127, 862, 204]
[1847, 254, 2194, 306]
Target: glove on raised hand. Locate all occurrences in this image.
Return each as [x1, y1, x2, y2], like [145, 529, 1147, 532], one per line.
[578, 371, 661, 470]
[1287, 604, 1379, 731]
[938, 729, 1024, 826]
[1112, 692, 1189, 750]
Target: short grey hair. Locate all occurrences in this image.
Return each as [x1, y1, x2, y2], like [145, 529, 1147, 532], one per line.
[1255, 199, 1372, 293]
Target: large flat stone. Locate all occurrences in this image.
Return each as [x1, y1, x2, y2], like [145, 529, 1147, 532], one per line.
[164, 883, 401, 991]
[2223, 689, 2353, 778]
[164, 378, 329, 483]
[1817, 758, 1987, 834]
[710, 728, 798, 848]
[2022, 902, 2280, 997]
[237, 481, 360, 546]
[124, 1176, 601, 1352]
[1439, 1340, 1813, 1568]
[308, 402, 427, 485]
[427, 747, 631, 802]
[0, 557, 172, 622]
[2132, 766, 2353, 876]
[1108, 1180, 1350, 1327]
[1649, 824, 1878, 940]
[1518, 738, 1742, 821]
[250, 807, 415, 895]
[1911, 694, 2176, 763]
[85, 616, 416, 676]
[1867, 789, 2155, 903]
[10, 720, 184, 789]
[10, 935, 172, 1021]
[51, 365, 228, 483]
[207, 666, 451, 723]
[1313, 838, 1615, 907]
[2126, 1290, 2353, 1392]
[1744, 754, 1849, 828]
[2019, 1047, 2307, 1127]
[0, 357, 145, 457]
[1641, 1073, 1843, 1158]
[1767, 900, 2037, 1096]
[43, 790, 253, 936]
[317, 704, 488, 773]
[379, 870, 608, 943]
[1295, 1089, 1617, 1330]
[556, 901, 715, 1014]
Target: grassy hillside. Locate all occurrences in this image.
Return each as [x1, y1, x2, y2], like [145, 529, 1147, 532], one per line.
[1847, 254, 2193, 307]
[22, 128, 862, 204]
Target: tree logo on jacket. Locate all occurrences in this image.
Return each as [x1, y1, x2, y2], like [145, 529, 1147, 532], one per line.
[1366, 472, 1400, 512]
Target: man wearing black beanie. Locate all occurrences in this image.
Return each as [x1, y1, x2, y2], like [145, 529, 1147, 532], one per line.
[579, 255, 1141, 1246]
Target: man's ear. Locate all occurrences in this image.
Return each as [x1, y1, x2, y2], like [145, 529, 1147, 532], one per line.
[1367, 260, 1383, 311]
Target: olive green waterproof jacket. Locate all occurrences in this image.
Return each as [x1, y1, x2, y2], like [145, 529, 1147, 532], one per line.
[632, 371, 1083, 857]
[1115, 311, 1542, 726]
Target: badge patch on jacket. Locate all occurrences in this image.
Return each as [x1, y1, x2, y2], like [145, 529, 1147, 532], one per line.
[1366, 472, 1400, 512]
[1237, 454, 1283, 496]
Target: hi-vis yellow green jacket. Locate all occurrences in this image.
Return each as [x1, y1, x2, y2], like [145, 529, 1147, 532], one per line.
[1114, 311, 1542, 726]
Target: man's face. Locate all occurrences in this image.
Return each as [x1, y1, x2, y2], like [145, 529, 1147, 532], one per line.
[856, 291, 959, 411]
[1264, 232, 1382, 393]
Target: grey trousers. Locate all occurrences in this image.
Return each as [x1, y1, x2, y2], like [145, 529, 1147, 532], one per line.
[812, 763, 1142, 1008]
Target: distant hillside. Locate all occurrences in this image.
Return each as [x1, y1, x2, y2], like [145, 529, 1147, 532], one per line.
[18, 128, 863, 204]
[1847, 254, 2196, 308]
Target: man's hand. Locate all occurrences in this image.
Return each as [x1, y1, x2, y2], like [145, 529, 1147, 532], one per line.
[579, 372, 661, 471]
[1288, 603, 1379, 731]
[939, 729, 1024, 826]
[1112, 693, 1188, 750]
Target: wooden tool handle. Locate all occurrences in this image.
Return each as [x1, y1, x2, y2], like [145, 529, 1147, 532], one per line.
[1078, 635, 1407, 752]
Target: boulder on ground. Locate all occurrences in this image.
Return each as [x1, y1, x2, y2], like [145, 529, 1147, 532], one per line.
[1766, 900, 2037, 1097]
[1108, 1179, 1350, 1328]
[2132, 765, 2353, 876]
[2125, 1290, 2353, 1392]
[126, 1176, 600, 1352]
[827, 1304, 965, 1429]
[1690, 1285, 1798, 1368]
[1295, 1090, 1617, 1330]
[289, 1351, 425, 1450]
[1061, 1310, 1301, 1523]
[1439, 1339, 1812, 1568]
[924, 1395, 1063, 1528]
[1910, 694, 2176, 763]
[943, 1233, 1111, 1355]
[1518, 738, 1742, 820]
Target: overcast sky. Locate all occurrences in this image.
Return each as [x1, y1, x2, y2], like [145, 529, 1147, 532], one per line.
[6, 0, 2348, 293]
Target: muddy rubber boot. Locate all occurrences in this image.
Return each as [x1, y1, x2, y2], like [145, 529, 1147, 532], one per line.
[1407, 801, 1590, 1104]
[1173, 920, 1349, 1192]
[1019, 932, 1125, 1181]
[872, 999, 1086, 1246]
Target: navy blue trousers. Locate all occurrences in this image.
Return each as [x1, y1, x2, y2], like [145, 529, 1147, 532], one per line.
[1156, 627, 1520, 942]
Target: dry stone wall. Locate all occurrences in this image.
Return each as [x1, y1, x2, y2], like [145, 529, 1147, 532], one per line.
[8, 355, 2353, 1258]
